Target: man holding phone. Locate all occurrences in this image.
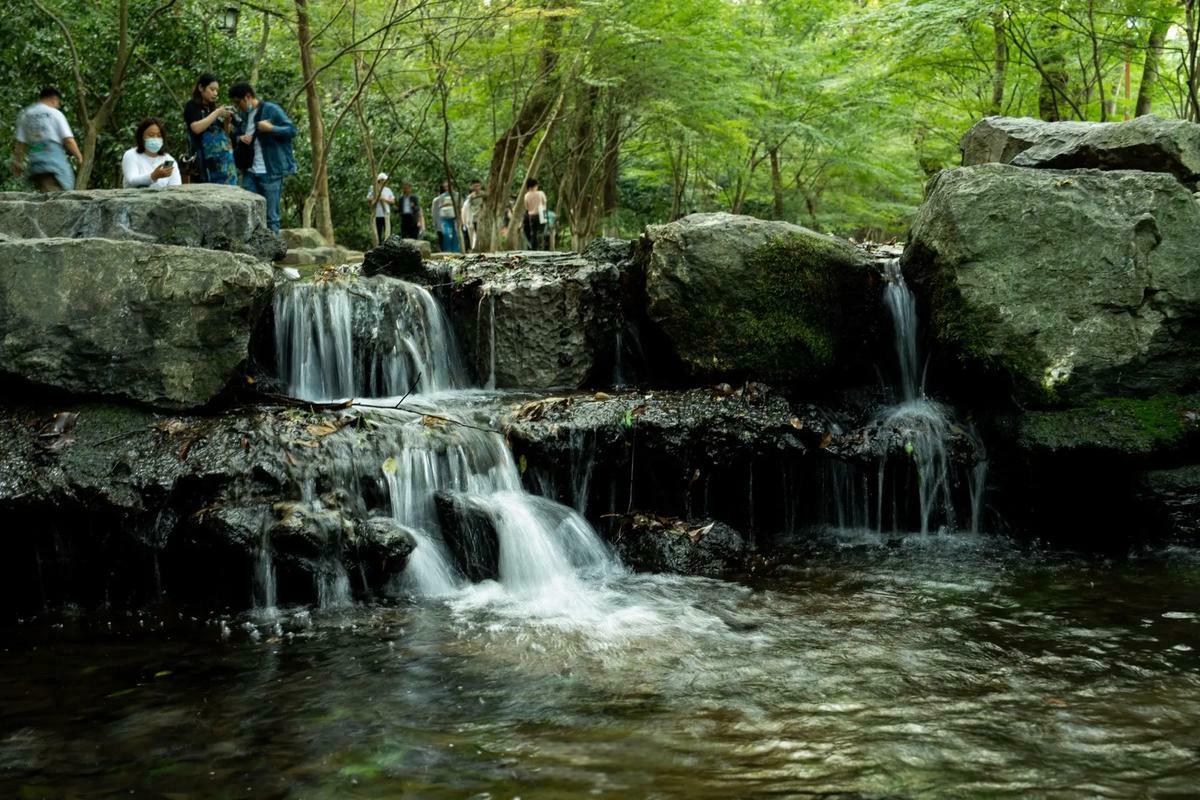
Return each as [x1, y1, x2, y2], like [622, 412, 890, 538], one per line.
[229, 82, 297, 233]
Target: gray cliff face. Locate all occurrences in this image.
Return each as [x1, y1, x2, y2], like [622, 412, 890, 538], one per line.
[903, 164, 1200, 405]
[0, 237, 274, 409]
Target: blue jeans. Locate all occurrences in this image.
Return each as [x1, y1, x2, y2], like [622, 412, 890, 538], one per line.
[243, 171, 283, 232]
[439, 218, 461, 253]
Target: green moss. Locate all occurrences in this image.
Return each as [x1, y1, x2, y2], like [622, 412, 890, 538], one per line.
[1018, 393, 1199, 455]
[685, 233, 866, 381]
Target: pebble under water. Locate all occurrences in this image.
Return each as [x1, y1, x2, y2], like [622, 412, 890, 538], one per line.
[2, 534, 1199, 799]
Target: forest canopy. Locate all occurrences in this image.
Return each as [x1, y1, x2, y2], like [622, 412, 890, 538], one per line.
[1, 0, 1193, 249]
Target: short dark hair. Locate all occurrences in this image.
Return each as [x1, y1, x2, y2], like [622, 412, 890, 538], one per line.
[39, 86, 61, 100]
[525, 178, 538, 189]
[192, 73, 218, 105]
[228, 82, 256, 101]
[471, 179, 482, 185]
[134, 118, 166, 154]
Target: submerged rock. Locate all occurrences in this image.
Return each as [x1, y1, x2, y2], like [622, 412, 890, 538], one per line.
[610, 514, 747, 577]
[0, 237, 273, 408]
[960, 115, 1200, 186]
[0, 185, 283, 261]
[904, 164, 1200, 405]
[640, 212, 877, 384]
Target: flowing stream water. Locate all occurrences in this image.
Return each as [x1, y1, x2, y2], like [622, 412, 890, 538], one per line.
[3, 272, 1197, 798]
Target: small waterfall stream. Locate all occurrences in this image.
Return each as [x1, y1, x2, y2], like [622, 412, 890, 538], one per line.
[271, 275, 618, 609]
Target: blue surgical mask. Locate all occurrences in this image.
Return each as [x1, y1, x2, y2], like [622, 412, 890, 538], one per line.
[144, 137, 163, 154]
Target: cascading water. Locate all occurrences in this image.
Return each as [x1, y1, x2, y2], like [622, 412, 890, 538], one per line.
[273, 278, 466, 402]
[824, 259, 987, 535]
[271, 275, 619, 608]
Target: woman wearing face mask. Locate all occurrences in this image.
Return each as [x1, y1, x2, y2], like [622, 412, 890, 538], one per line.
[122, 118, 180, 189]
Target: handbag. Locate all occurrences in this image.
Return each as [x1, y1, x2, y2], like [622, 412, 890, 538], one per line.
[234, 132, 256, 173]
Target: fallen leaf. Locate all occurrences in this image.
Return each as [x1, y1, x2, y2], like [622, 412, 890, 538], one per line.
[790, 417, 804, 430]
[381, 456, 398, 475]
[819, 432, 833, 449]
[306, 422, 338, 437]
[593, 391, 612, 401]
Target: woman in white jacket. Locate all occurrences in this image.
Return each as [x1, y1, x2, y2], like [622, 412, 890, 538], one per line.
[122, 118, 181, 189]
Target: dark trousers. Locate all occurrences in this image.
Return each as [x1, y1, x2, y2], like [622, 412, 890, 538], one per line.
[375, 216, 387, 242]
[523, 214, 544, 250]
[399, 214, 420, 239]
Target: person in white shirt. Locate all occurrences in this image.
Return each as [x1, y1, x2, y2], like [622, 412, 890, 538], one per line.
[12, 86, 82, 192]
[367, 172, 396, 244]
[460, 179, 485, 252]
[121, 118, 180, 189]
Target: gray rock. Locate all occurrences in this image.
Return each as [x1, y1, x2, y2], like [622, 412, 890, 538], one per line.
[0, 184, 283, 260]
[1015, 394, 1200, 456]
[641, 212, 876, 383]
[1137, 464, 1200, 539]
[434, 251, 622, 389]
[362, 236, 426, 279]
[903, 164, 1200, 404]
[0, 237, 274, 408]
[961, 115, 1200, 186]
[611, 514, 747, 577]
[280, 227, 327, 249]
[434, 490, 500, 581]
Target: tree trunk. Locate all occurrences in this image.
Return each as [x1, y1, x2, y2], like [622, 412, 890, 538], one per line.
[769, 146, 784, 220]
[1136, 18, 1170, 117]
[477, 2, 565, 252]
[991, 11, 1007, 115]
[296, 0, 335, 243]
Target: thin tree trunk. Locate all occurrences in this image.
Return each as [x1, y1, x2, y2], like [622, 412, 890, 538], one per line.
[769, 146, 784, 220]
[296, 0, 335, 243]
[991, 11, 1007, 115]
[250, 13, 271, 87]
[1136, 18, 1170, 117]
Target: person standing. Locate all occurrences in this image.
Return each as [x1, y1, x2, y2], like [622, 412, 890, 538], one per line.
[522, 178, 548, 250]
[397, 182, 424, 240]
[121, 118, 180, 189]
[229, 82, 297, 234]
[432, 181, 460, 253]
[183, 73, 236, 185]
[460, 179, 485, 252]
[367, 172, 395, 244]
[11, 87, 82, 192]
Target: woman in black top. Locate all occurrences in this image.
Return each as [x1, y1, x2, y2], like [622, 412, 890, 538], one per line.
[183, 73, 236, 185]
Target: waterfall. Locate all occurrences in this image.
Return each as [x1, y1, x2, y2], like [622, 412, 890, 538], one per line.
[271, 273, 619, 607]
[883, 260, 923, 403]
[821, 258, 987, 535]
[273, 278, 466, 402]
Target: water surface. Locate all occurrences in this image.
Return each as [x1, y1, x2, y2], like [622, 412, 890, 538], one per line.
[3, 534, 1199, 799]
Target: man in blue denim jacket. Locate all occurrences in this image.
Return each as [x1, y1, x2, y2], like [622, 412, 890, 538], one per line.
[229, 82, 297, 233]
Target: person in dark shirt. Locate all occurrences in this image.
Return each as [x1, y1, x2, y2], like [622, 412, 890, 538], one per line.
[182, 72, 236, 185]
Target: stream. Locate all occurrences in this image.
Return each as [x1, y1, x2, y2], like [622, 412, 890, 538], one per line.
[3, 535, 1199, 798]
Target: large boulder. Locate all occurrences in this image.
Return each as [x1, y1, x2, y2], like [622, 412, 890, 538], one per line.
[433, 251, 623, 389]
[0, 185, 284, 261]
[960, 115, 1200, 186]
[0, 237, 274, 408]
[641, 213, 876, 383]
[903, 164, 1200, 404]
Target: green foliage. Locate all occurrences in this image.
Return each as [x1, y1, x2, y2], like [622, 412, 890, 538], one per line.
[0, 0, 1189, 244]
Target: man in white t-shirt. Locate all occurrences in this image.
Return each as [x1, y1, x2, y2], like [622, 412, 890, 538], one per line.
[367, 172, 396, 244]
[12, 87, 82, 192]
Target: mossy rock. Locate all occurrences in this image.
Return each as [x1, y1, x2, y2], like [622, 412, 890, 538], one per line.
[1017, 393, 1200, 455]
[643, 213, 875, 383]
[903, 164, 1200, 406]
